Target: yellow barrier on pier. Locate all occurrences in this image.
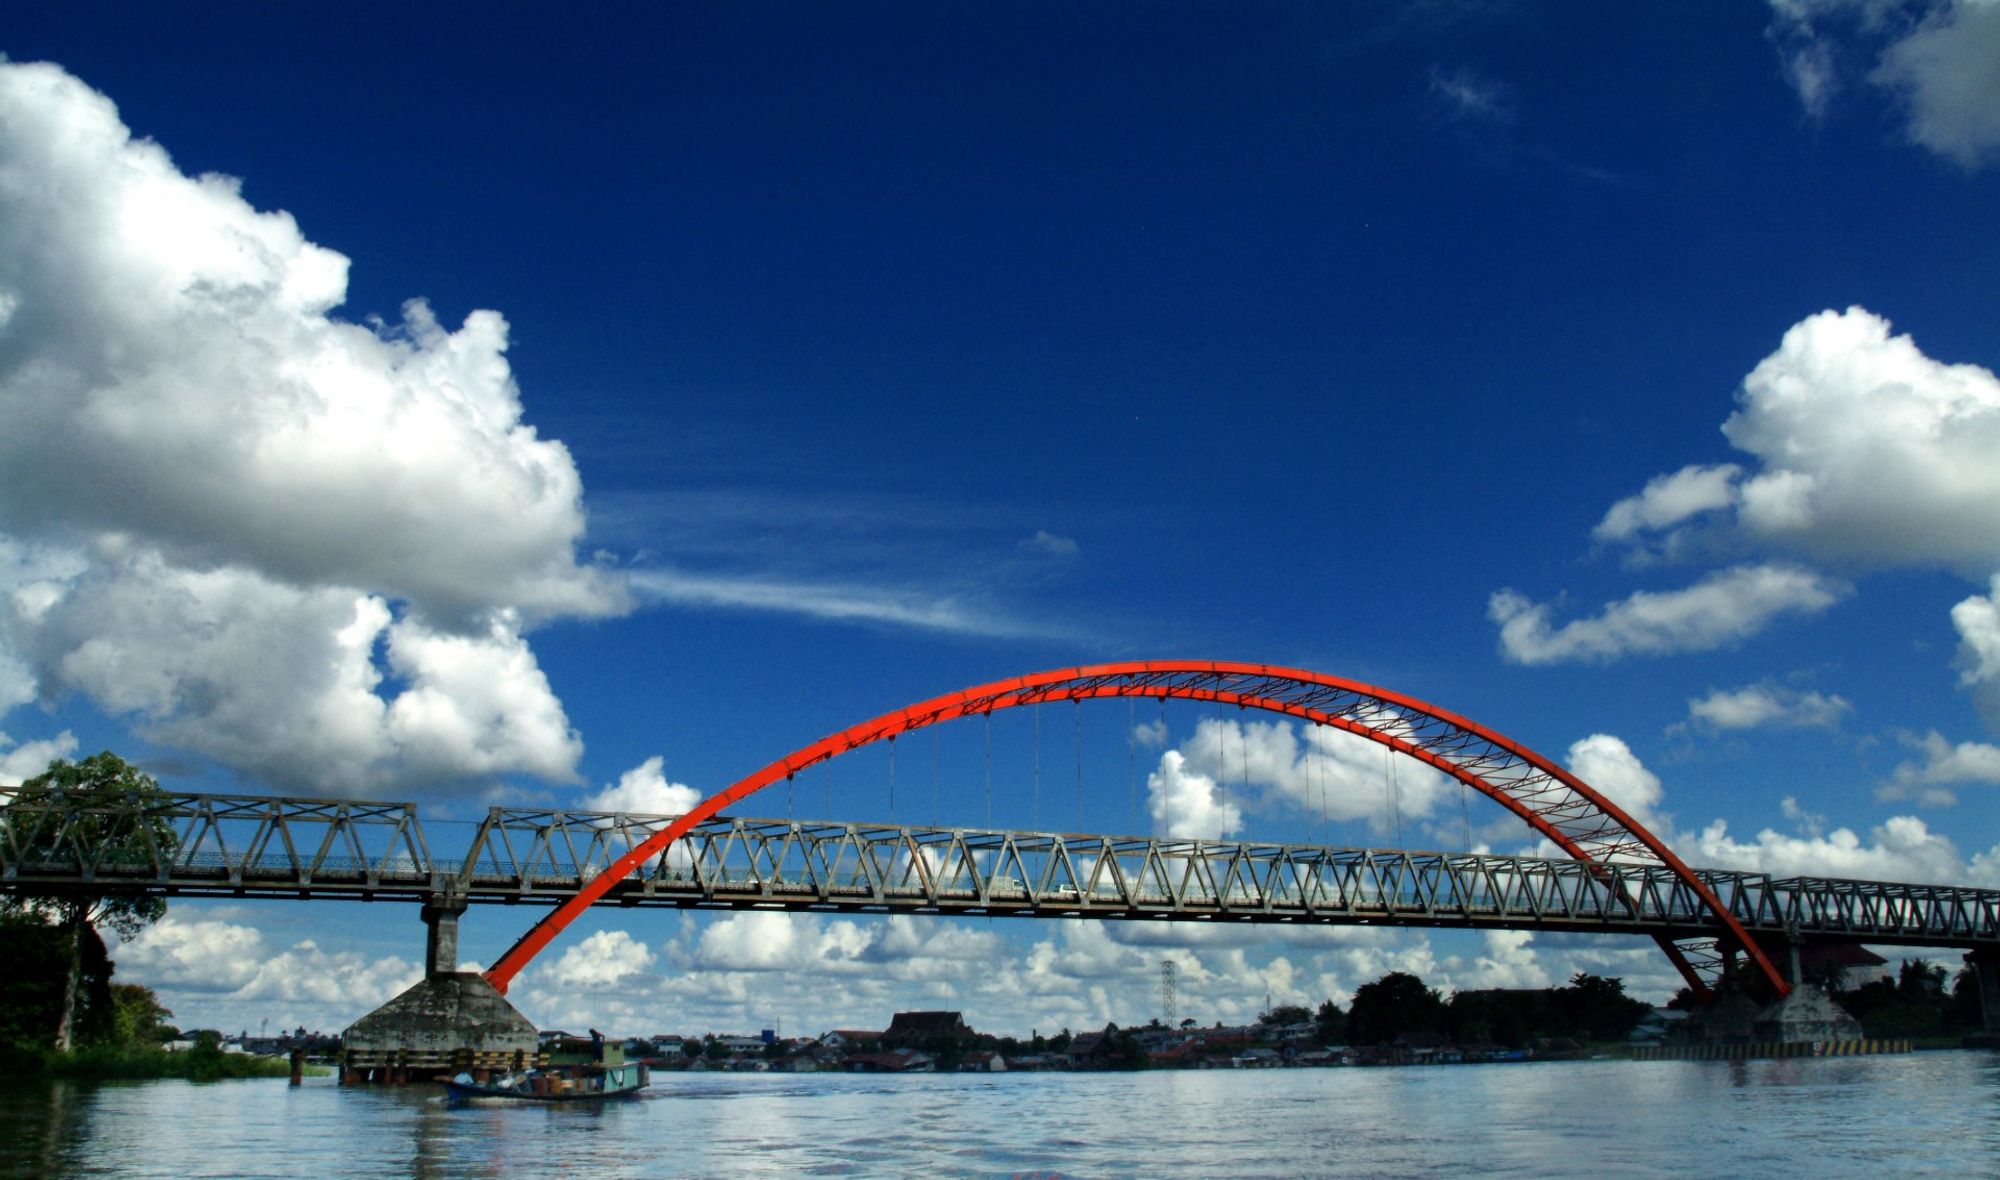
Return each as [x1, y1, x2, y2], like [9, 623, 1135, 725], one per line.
[1630, 1039, 1910, 1061]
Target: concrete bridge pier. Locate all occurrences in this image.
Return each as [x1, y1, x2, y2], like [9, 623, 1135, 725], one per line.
[1691, 934, 1864, 1046]
[423, 895, 468, 975]
[338, 889, 541, 1084]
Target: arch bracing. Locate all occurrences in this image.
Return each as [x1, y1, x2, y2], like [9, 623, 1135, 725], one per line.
[482, 661, 1788, 998]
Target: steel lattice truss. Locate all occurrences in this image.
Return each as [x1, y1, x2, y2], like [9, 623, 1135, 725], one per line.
[867, 665, 1660, 863]
[4, 788, 1995, 949]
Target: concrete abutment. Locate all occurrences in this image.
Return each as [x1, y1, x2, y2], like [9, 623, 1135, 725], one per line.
[339, 900, 541, 1084]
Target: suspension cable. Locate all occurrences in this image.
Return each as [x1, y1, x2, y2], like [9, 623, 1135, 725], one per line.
[932, 725, 941, 827]
[1075, 698, 1084, 831]
[983, 711, 993, 829]
[1314, 724, 1328, 844]
[1033, 705, 1042, 830]
[1238, 708, 1250, 803]
[1386, 746, 1402, 847]
[1460, 780, 1474, 852]
[1214, 700, 1227, 820]
[888, 735, 896, 820]
[1127, 697, 1137, 835]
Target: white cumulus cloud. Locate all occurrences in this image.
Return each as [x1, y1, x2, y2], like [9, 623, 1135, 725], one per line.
[1169, 716, 1454, 837]
[116, 914, 422, 1032]
[1870, 0, 2000, 168]
[0, 729, 78, 786]
[1689, 812, 1983, 884]
[1719, 308, 2000, 570]
[546, 930, 657, 989]
[1588, 310, 2000, 570]
[0, 61, 620, 794]
[1490, 564, 1846, 665]
[581, 756, 703, 816]
[1686, 684, 1852, 730]
[1146, 748, 1243, 839]
[1594, 463, 1743, 543]
[1565, 733, 1669, 835]
[1953, 574, 2000, 728]
[693, 911, 873, 973]
[1768, 0, 2000, 169]
[1883, 730, 2000, 804]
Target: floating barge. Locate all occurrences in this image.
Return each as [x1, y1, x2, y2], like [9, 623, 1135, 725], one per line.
[442, 1036, 648, 1102]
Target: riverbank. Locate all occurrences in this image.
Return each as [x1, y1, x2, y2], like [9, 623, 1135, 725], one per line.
[1, 1043, 329, 1082]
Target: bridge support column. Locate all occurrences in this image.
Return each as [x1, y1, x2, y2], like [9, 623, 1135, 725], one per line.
[1751, 930, 1804, 989]
[422, 893, 468, 978]
[1968, 948, 2000, 1037]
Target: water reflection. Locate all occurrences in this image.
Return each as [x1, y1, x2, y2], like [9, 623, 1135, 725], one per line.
[0, 1079, 86, 1179]
[0, 1055, 1994, 1178]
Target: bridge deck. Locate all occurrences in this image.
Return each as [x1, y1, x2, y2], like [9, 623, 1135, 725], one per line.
[3, 789, 1995, 948]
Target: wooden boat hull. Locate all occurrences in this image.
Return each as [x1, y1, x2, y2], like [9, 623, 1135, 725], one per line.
[441, 1062, 648, 1102]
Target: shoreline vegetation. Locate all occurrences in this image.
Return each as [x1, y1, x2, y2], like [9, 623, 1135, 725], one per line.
[2, 1042, 330, 1082]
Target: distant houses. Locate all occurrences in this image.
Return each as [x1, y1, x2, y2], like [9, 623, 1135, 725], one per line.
[595, 1015, 1551, 1073]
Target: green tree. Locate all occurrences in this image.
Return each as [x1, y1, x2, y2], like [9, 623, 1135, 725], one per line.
[1347, 971, 1448, 1046]
[1557, 973, 1650, 1042]
[1260, 1004, 1311, 1027]
[109, 983, 176, 1046]
[1, 753, 177, 1052]
[1313, 999, 1348, 1046]
[0, 911, 107, 1052]
[1898, 959, 1947, 998]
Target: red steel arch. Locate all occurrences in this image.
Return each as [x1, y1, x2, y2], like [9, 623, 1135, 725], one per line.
[484, 661, 1788, 997]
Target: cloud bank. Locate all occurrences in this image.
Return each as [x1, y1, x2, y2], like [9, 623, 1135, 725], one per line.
[0, 62, 620, 794]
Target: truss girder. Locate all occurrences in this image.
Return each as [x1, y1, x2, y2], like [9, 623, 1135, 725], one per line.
[6, 787, 1997, 952]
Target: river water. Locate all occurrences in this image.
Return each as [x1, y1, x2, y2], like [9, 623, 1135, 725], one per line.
[5, 1052, 1997, 1178]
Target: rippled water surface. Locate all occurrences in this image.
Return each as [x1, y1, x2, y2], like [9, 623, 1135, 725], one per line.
[5, 1053, 1998, 1178]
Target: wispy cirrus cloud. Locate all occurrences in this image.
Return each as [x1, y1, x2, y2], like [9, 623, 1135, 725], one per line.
[1427, 65, 1517, 125]
[625, 566, 1072, 640]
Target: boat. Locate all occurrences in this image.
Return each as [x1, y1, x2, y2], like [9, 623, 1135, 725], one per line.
[442, 1035, 649, 1102]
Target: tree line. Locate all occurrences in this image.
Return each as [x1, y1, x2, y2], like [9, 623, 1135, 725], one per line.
[1264, 969, 1653, 1050]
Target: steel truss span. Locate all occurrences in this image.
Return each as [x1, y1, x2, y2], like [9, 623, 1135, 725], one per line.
[480, 662, 1798, 994]
[4, 791, 1996, 951]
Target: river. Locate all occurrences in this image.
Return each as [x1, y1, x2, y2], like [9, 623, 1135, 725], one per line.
[5, 1052, 1997, 1178]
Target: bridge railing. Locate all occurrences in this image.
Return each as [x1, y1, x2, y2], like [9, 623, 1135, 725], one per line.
[3, 787, 1996, 945]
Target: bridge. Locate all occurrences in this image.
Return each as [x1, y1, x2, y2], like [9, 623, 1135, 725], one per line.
[4, 791, 1997, 951]
[4, 660, 1998, 1034]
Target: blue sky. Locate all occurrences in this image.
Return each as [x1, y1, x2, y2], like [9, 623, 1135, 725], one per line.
[3, 2, 1999, 1038]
